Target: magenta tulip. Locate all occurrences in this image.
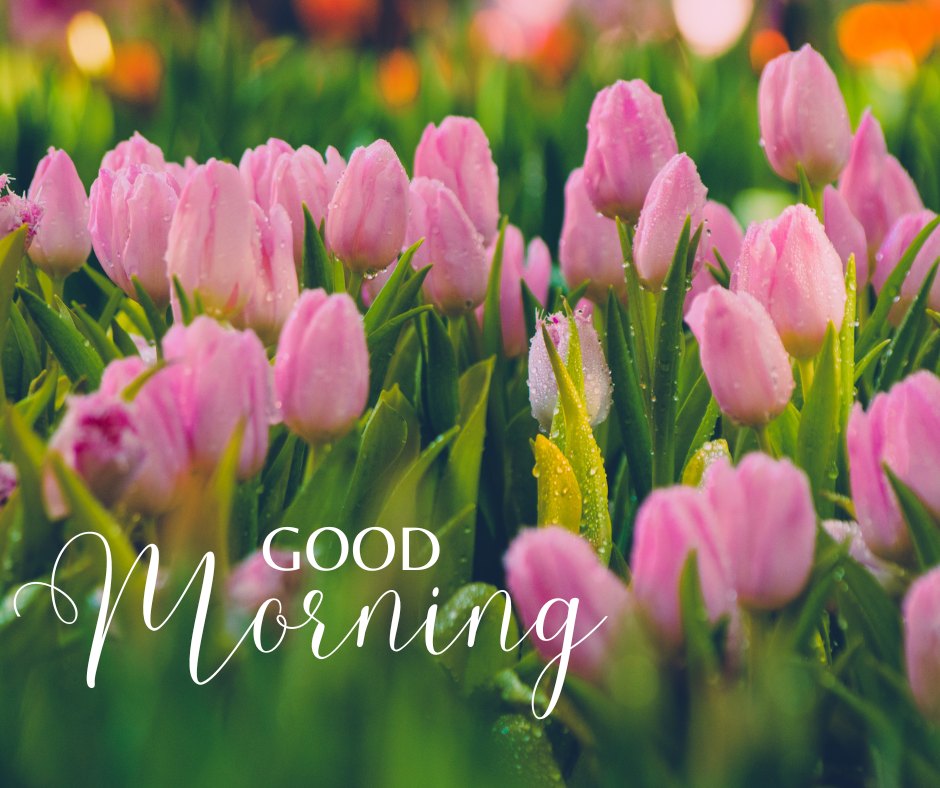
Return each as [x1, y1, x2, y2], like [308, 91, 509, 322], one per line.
[414, 116, 500, 244]
[89, 164, 180, 305]
[732, 204, 846, 359]
[904, 567, 940, 723]
[275, 289, 369, 444]
[0, 462, 17, 507]
[227, 549, 303, 617]
[758, 44, 851, 184]
[0, 177, 42, 248]
[823, 185, 868, 284]
[686, 200, 744, 312]
[27, 148, 91, 276]
[101, 131, 166, 173]
[325, 140, 409, 274]
[873, 210, 940, 319]
[633, 152, 707, 292]
[406, 177, 488, 315]
[583, 79, 678, 220]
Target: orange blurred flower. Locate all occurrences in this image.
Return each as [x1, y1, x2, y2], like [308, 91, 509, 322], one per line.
[293, 0, 380, 42]
[530, 22, 580, 85]
[108, 39, 162, 105]
[837, 1, 940, 69]
[377, 48, 420, 108]
[750, 28, 789, 72]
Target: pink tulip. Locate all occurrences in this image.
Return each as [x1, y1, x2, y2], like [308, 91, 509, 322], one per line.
[44, 392, 145, 519]
[0, 461, 17, 507]
[414, 116, 500, 244]
[324, 145, 346, 193]
[630, 485, 734, 648]
[0, 176, 42, 248]
[162, 317, 272, 479]
[101, 132, 166, 173]
[99, 357, 191, 515]
[275, 289, 369, 444]
[704, 455, 816, 610]
[89, 164, 180, 306]
[325, 140, 410, 274]
[559, 167, 624, 302]
[406, 177, 488, 315]
[823, 520, 894, 588]
[633, 152, 707, 292]
[504, 526, 632, 679]
[239, 138, 294, 208]
[583, 79, 678, 220]
[165, 159, 261, 319]
[903, 567, 940, 723]
[873, 211, 940, 320]
[27, 148, 91, 276]
[271, 146, 334, 263]
[732, 204, 846, 359]
[758, 45, 851, 184]
[165, 157, 199, 191]
[847, 371, 940, 561]
[685, 200, 744, 312]
[227, 549, 304, 617]
[528, 309, 612, 432]
[233, 203, 300, 345]
[838, 110, 923, 256]
[686, 287, 794, 426]
[823, 185, 868, 284]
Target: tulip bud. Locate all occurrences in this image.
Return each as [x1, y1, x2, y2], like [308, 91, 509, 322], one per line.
[0, 461, 18, 507]
[414, 116, 500, 244]
[633, 153, 707, 292]
[406, 177, 488, 315]
[162, 317, 272, 479]
[325, 139, 410, 274]
[99, 357, 190, 515]
[27, 148, 91, 276]
[101, 131, 166, 173]
[528, 309, 612, 432]
[630, 486, 733, 648]
[275, 289, 369, 445]
[758, 45, 851, 184]
[823, 185, 868, 284]
[904, 567, 940, 723]
[504, 526, 632, 679]
[44, 392, 145, 518]
[271, 146, 333, 263]
[165, 159, 261, 319]
[239, 137, 294, 208]
[704, 455, 816, 610]
[847, 371, 940, 561]
[227, 549, 303, 617]
[686, 287, 794, 426]
[559, 167, 624, 302]
[89, 164, 180, 306]
[732, 204, 846, 359]
[686, 200, 744, 311]
[583, 79, 678, 220]
[873, 211, 940, 320]
[838, 110, 922, 255]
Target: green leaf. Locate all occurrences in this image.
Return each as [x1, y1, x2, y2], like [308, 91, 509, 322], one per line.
[9, 301, 42, 387]
[363, 240, 423, 334]
[14, 365, 58, 428]
[796, 163, 818, 212]
[0, 227, 28, 402]
[520, 280, 542, 345]
[617, 218, 651, 390]
[679, 552, 719, 678]
[482, 219, 508, 359]
[110, 318, 139, 358]
[418, 311, 459, 436]
[884, 466, 940, 570]
[796, 324, 841, 515]
[71, 302, 120, 363]
[675, 371, 713, 477]
[132, 276, 167, 356]
[855, 339, 890, 382]
[680, 438, 730, 487]
[171, 275, 193, 326]
[706, 249, 732, 289]
[605, 289, 651, 499]
[301, 205, 332, 293]
[840, 254, 857, 430]
[533, 434, 582, 532]
[858, 213, 940, 358]
[17, 287, 104, 389]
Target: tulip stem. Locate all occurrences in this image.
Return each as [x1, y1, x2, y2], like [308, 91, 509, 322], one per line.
[50, 274, 65, 305]
[347, 271, 364, 304]
[798, 358, 816, 399]
[754, 425, 776, 458]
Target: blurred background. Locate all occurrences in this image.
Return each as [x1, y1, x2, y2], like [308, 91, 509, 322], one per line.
[1, 0, 939, 249]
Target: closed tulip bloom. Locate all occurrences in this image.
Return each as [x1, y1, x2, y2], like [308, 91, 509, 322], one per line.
[630, 486, 733, 648]
[325, 139, 410, 274]
[847, 371, 940, 561]
[162, 317, 272, 479]
[275, 289, 369, 444]
[505, 526, 632, 679]
[559, 167, 624, 302]
[838, 110, 922, 255]
[583, 79, 678, 220]
[873, 211, 940, 320]
[758, 45, 851, 184]
[239, 137, 294, 208]
[704, 455, 816, 610]
[903, 568, 940, 723]
[528, 310, 612, 432]
[27, 148, 92, 276]
[732, 204, 846, 359]
[99, 357, 190, 515]
[414, 116, 500, 244]
[686, 200, 744, 312]
[227, 549, 304, 617]
[406, 177, 488, 315]
[823, 185, 869, 284]
[271, 146, 333, 263]
[633, 153, 708, 292]
[687, 287, 794, 426]
[44, 392, 145, 519]
[101, 131, 166, 173]
[89, 164, 180, 306]
[166, 159, 261, 319]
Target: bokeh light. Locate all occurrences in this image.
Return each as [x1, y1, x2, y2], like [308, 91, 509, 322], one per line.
[66, 11, 114, 78]
[673, 0, 754, 57]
